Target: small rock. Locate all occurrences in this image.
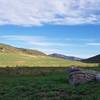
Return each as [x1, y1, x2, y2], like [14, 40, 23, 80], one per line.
[67, 66, 81, 73]
[96, 74, 100, 82]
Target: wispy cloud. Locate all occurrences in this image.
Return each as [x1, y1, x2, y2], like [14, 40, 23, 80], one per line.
[1, 35, 97, 47]
[1, 35, 100, 58]
[0, 0, 100, 26]
[0, 35, 71, 47]
[87, 42, 100, 46]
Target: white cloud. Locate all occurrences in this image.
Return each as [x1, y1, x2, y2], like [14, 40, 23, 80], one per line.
[0, 0, 100, 26]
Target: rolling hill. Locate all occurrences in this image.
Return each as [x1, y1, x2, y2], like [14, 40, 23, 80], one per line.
[49, 53, 82, 61]
[0, 43, 46, 56]
[82, 54, 100, 63]
[0, 43, 95, 67]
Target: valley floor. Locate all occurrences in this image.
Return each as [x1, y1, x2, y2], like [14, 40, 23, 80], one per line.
[0, 67, 100, 100]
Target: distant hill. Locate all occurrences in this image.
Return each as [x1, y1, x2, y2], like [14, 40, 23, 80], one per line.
[82, 54, 100, 63]
[18, 48, 46, 56]
[0, 43, 46, 56]
[0, 43, 95, 67]
[0, 43, 20, 53]
[48, 53, 82, 61]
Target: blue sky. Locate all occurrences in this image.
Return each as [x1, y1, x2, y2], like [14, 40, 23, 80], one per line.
[0, 25, 100, 58]
[0, 0, 100, 58]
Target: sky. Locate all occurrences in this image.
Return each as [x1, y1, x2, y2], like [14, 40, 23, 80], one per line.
[0, 0, 100, 58]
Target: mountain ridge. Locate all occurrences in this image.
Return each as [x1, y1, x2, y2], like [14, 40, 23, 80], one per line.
[82, 54, 100, 63]
[48, 53, 82, 61]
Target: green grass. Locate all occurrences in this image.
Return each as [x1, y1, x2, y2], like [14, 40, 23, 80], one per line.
[0, 67, 100, 100]
[0, 53, 96, 67]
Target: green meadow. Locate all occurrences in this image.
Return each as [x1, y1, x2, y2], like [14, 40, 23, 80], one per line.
[0, 67, 100, 100]
[0, 53, 96, 67]
[0, 44, 99, 100]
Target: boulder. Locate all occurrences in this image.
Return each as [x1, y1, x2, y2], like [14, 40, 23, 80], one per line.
[69, 71, 96, 85]
[67, 67, 98, 85]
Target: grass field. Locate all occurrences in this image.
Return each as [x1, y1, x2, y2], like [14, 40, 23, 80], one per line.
[0, 44, 99, 99]
[0, 53, 96, 67]
[0, 67, 100, 100]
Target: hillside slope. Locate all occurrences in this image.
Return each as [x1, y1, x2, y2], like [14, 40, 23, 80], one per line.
[82, 54, 100, 63]
[0, 43, 95, 67]
[0, 43, 19, 53]
[0, 43, 46, 56]
[49, 53, 81, 61]
[0, 53, 94, 67]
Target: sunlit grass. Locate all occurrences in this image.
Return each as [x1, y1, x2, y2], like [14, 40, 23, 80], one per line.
[0, 53, 96, 67]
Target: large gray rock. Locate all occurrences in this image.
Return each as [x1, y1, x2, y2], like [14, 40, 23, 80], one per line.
[67, 67, 98, 85]
[96, 74, 100, 82]
[69, 71, 96, 85]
